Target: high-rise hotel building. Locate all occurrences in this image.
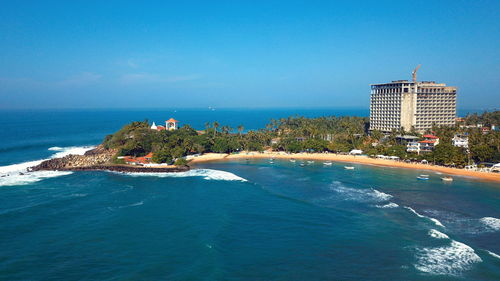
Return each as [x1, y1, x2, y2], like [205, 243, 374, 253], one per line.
[369, 67, 457, 133]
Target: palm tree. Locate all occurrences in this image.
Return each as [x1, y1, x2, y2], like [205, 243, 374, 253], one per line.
[237, 125, 244, 137]
[213, 121, 219, 137]
[204, 122, 210, 133]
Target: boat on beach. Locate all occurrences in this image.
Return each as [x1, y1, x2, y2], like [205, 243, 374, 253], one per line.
[344, 166, 355, 170]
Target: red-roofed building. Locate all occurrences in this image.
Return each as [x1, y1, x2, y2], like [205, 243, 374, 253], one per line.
[419, 135, 439, 152]
[123, 153, 154, 165]
[151, 118, 179, 131]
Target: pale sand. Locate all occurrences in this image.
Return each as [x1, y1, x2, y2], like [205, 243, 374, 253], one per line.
[190, 151, 500, 183]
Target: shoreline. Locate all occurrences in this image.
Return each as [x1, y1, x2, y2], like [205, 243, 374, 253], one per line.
[190, 152, 500, 183]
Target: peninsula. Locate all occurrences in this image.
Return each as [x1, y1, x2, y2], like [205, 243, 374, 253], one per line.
[30, 112, 500, 182]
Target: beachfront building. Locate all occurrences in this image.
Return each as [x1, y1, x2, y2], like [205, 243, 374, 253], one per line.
[151, 118, 179, 131]
[406, 134, 440, 154]
[452, 134, 469, 149]
[370, 66, 457, 133]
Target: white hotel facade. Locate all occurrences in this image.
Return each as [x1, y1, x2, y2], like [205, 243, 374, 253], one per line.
[369, 68, 457, 133]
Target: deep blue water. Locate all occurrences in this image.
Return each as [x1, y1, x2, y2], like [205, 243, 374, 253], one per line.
[0, 109, 499, 281]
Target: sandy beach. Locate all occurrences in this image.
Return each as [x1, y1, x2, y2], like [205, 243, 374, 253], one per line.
[189, 152, 500, 183]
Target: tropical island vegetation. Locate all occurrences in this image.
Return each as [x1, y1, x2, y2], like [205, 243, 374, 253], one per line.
[102, 110, 499, 168]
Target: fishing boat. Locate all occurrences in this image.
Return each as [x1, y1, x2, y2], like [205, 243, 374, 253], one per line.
[441, 176, 453, 182]
[344, 166, 355, 170]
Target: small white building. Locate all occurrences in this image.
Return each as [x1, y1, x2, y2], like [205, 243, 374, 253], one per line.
[349, 149, 363, 155]
[452, 135, 469, 149]
[151, 118, 179, 131]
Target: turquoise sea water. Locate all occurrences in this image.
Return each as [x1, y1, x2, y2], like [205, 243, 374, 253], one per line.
[0, 109, 499, 280]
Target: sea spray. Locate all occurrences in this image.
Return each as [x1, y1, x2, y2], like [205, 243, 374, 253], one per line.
[0, 146, 93, 186]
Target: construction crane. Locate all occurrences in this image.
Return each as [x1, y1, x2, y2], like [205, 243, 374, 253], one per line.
[412, 64, 421, 82]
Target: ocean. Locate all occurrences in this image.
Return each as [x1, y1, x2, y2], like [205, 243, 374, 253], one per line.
[0, 108, 498, 281]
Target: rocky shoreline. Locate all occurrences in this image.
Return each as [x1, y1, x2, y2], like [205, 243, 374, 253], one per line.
[28, 145, 190, 173]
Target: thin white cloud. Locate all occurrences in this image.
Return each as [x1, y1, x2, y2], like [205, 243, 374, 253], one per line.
[119, 73, 202, 84]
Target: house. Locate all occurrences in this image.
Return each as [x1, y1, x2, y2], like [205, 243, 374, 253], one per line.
[406, 141, 421, 154]
[151, 118, 179, 131]
[407, 134, 439, 154]
[452, 134, 469, 149]
[123, 152, 154, 166]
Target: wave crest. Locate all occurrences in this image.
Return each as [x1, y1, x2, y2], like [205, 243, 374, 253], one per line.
[0, 146, 93, 186]
[414, 240, 482, 276]
[429, 229, 449, 239]
[479, 217, 500, 231]
[121, 168, 247, 182]
[329, 181, 392, 203]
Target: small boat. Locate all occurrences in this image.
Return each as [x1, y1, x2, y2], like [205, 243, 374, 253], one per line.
[269, 161, 274, 164]
[290, 159, 296, 163]
[417, 176, 429, 180]
[441, 176, 453, 182]
[299, 163, 305, 167]
[307, 160, 314, 164]
[344, 166, 355, 170]
[323, 161, 332, 166]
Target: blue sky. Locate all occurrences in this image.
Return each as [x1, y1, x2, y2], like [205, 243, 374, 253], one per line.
[0, 0, 498, 109]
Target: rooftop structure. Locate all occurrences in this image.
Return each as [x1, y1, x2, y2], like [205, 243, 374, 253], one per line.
[151, 118, 179, 131]
[370, 67, 457, 133]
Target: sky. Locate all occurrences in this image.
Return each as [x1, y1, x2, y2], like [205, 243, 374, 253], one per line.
[0, 0, 499, 110]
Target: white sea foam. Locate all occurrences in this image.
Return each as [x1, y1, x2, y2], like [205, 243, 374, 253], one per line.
[0, 146, 93, 187]
[404, 207, 445, 227]
[479, 217, 500, 231]
[118, 201, 144, 208]
[330, 181, 392, 203]
[376, 202, 399, 208]
[485, 250, 500, 259]
[414, 240, 482, 276]
[122, 168, 247, 182]
[429, 229, 449, 239]
[49, 146, 95, 158]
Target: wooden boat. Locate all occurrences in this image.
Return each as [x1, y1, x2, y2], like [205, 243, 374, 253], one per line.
[344, 166, 355, 170]
[441, 176, 453, 182]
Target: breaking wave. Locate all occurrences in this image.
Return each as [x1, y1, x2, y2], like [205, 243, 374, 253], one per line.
[0, 146, 93, 187]
[122, 168, 248, 182]
[329, 181, 392, 203]
[479, 217, 500, 231]
[376, 202, 399, 208]
[485, 250, 500, 259]
[414, 240, 482, 276]
[404, 207, 445, 227]
[428, 229, 449, 239]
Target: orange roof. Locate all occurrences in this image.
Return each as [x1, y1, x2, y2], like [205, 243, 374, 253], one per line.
[145, 152, 153, 158]
[156, 126, 166, 131]
[423, 134, 439, 139]
[420, 140, 436, 144]
[166, 118, 178, 123]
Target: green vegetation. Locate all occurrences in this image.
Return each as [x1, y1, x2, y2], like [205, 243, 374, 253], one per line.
[102, 111, 499, 166]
